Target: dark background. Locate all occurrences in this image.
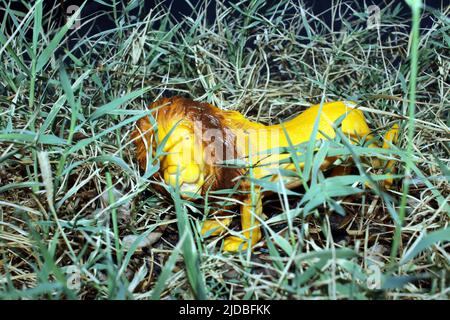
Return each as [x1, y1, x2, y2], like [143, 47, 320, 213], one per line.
[54, 0, 450, 31]
[3, 0, 449, 59]
[6, 0, 449, 33]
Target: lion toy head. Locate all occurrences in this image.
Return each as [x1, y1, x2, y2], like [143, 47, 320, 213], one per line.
[131, 96, 247, 199]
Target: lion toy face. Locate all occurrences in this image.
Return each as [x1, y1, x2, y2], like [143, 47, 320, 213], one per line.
[131, 97, 245, 199]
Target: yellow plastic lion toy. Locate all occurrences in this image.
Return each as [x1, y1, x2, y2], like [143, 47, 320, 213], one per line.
[131, 96, 399, 252]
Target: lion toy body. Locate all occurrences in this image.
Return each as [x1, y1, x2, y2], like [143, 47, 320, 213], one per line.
[131, 96, 398, 252]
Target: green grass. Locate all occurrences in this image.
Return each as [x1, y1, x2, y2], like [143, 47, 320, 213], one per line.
[0, 0, 449, 299]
